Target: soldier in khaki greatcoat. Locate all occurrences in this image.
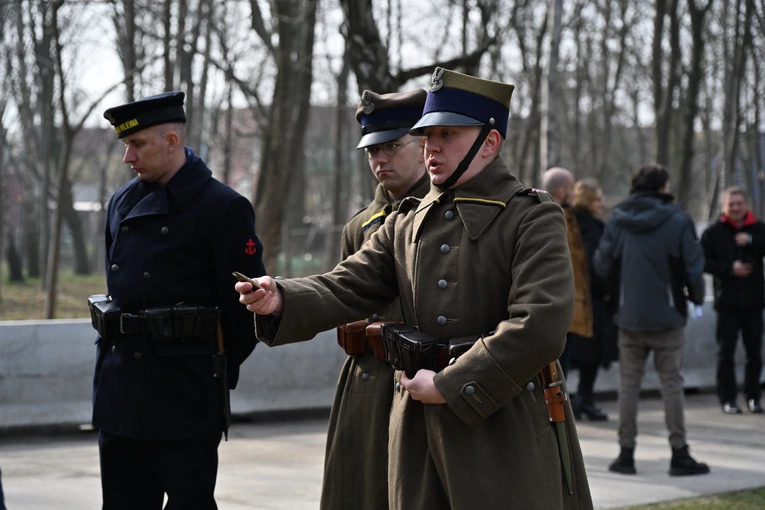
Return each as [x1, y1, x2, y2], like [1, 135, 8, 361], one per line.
[237, 68, 593, 509]
[322, 89, 430, 510]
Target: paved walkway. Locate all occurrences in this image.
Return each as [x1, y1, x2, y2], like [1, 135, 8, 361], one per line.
[1, 391, 763, 509]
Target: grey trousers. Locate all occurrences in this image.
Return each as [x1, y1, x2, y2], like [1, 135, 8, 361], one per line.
[617, 328, 687, 450]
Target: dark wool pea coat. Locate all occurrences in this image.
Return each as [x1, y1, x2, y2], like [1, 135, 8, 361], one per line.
[322, 174, 430, 510]
[93, 149, 265, 440]
[257, 157, 593, 510]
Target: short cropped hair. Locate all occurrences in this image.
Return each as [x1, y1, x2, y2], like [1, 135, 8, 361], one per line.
[723, 186, 747, 203]
[630, 164, 670, 193]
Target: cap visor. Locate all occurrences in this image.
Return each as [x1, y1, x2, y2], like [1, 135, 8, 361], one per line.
[356, 127, 412, 149]
[409, 112, 484, 136]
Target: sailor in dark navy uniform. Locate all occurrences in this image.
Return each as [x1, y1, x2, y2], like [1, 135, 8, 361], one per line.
[92, 91, 265, 509]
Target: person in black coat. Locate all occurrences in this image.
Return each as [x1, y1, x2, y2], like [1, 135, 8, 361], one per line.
[568, 179, 618, 421]
[93, 91, 266, 509]
[701, 186, 764, 415]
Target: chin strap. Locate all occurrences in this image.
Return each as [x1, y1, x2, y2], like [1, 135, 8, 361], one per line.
[436, 118, 495, 191]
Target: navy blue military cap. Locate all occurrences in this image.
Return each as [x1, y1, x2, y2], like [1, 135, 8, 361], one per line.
[103, 91, 186, 138]
[355, 89, 426, 149]
[410, 68, 514, 138]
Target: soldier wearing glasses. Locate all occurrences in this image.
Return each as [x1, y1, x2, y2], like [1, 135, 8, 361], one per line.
[236, 69, 592, 509]
[322, 89, 429, 510]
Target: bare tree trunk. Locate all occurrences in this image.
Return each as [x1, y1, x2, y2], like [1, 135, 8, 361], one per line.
[596, 0, 629, 184]
[677, 0, 714, 211]
[62, 174, 90, 275]
[540, 0, 562, 174]
[339, 0, 492, 94]
[655, 0, 680, 166]
[330, 43, 351, 266]
[752, 58, 765, 218]
[0, 111, 5, 296]
[163, 0, 174, 90]
[124, 0, 136, 102]
[721, 0, 754, 190]
[221, 83, 234, 186]
[252, 0, 317, 274]
[37, 0, 56, 285]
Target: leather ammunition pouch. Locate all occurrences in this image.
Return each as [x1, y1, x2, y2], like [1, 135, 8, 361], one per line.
[87, 295, 219, 353]
[381, 323, 417, 371]
[336, 320, 368, 356]
[365, 322, 386, 360]
[397, 330, 436, 378]
[88, 295, 121, 341]
[120, 305, 219, 344]
[375, 323, 485, 377]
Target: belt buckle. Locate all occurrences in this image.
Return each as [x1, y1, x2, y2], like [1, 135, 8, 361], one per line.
[119, 313, 131, 334]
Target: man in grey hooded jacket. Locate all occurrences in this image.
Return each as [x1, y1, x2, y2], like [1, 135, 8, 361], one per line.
[594, 164, 709, 477]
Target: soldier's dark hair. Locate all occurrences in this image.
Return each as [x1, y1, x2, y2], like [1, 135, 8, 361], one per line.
[630, 164, 670, 193]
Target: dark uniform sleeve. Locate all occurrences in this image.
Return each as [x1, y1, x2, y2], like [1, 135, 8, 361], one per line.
[213, 194, 265, 389]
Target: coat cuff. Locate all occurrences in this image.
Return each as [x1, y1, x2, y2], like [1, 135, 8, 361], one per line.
[433, 338, 523, 427]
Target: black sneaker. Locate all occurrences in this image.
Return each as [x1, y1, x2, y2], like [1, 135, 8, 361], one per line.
[722, 401, 742, 414]
[669, 445, 710, 476]
[748, 399, 763, 414]
[608, 447, 636, 475]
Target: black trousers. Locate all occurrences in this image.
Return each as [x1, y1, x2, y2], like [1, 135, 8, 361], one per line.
[99, 430, 221, 510]
[716, 308, 763, 404]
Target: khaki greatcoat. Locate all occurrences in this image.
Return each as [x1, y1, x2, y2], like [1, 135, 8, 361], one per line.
[321, 174, 430, 510]
[257, 157, 593, 510]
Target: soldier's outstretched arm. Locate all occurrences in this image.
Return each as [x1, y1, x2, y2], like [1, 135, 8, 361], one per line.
[235, 276, 283, 315]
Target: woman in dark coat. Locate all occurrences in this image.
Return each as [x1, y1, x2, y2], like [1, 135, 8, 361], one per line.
[569, 179, 619, 420]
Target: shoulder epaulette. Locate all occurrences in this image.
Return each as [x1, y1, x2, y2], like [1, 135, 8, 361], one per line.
[517, 187, 554, 203]
[361, 209, 388, 232]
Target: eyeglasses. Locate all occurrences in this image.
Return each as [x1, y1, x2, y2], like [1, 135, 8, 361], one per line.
[365, 139, 417, 159]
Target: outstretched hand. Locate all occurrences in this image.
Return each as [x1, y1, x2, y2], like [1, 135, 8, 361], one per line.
[235, 276, 283, 315]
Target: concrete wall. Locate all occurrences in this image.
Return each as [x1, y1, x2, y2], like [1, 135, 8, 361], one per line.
[0, 301, 762, 430]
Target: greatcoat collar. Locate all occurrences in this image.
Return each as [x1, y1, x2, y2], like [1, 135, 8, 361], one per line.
[412, 156, 523, 242]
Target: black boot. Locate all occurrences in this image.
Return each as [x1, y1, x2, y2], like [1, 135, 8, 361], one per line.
[669, 445, 710, 476]
[573, 395, 608, 421]
[608, 447, 636, 475]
